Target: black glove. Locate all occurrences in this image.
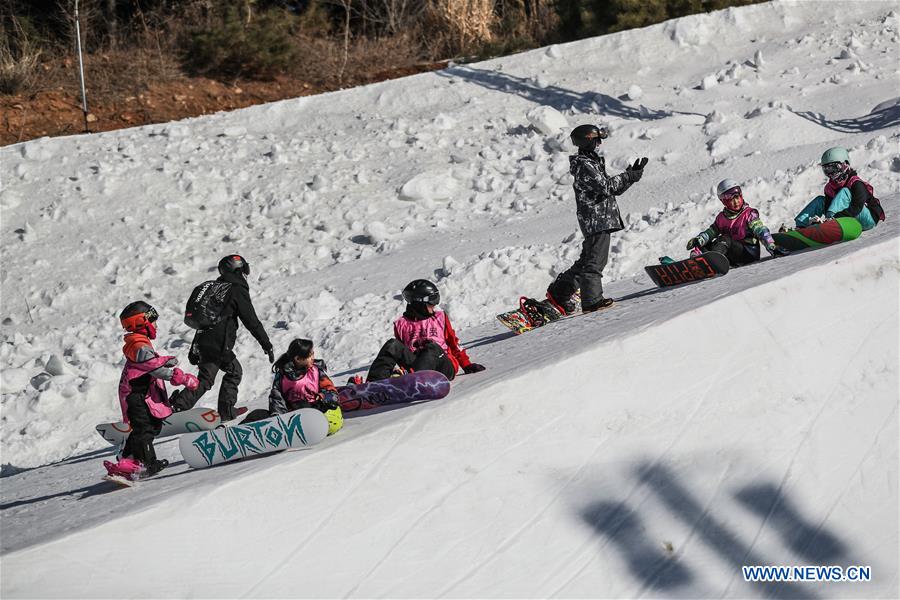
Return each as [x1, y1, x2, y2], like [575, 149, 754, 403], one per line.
[266, 347, 275, 363]
[625, 157, 648, 182]
[315, 391, 339, 411]
[766, 243, 791, 257]
[463, 363, 486, 374]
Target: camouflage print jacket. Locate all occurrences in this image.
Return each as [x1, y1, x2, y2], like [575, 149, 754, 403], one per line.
[569, 150, 639, 236]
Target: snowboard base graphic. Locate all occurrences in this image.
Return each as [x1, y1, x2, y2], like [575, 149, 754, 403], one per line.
[772, 216, 862, 251]
[337, 371, 451, 412]
[179, 407, 329, 469]
[645, 251, 730, 288]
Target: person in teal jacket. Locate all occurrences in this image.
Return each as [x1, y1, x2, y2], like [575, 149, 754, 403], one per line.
[794, 147, 879, 231]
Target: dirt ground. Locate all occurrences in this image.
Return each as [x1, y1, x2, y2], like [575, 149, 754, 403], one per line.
[0, 62, 447, 146]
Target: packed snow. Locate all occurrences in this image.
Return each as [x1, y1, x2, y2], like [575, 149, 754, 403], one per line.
[1, 1, 898, 598]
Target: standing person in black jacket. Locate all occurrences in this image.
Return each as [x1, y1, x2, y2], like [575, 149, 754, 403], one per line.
[545, 124, 648, 315]
[171, 255, 274, 420]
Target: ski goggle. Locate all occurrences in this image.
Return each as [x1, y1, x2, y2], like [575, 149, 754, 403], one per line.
[822, 162, 847, 177]
[718, 187, 742, 202]
[121, 306, 158, 331]
[417, 292, 440, 305]
[408, 291, 440, 305]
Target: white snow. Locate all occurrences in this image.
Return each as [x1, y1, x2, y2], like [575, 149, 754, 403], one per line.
[1, 1, 898, 598]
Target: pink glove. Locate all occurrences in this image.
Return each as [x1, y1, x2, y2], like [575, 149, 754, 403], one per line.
[171, 367, 200, 390]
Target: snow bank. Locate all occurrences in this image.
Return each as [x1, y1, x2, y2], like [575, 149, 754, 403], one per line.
[3, 241, 896, 598]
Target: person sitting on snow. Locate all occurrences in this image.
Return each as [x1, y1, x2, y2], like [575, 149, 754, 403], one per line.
[685, 179, 789, 266]
[361, 279, 484, 382]
[794, 146, 884, 231]
[242, 338, 343, 436]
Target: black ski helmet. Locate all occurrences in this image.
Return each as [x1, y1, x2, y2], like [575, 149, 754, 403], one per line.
[218, 254, 250, 277]
[570, 124, 609, 151]
[119, 300, 158, 332]
[402, 279, 440, 305]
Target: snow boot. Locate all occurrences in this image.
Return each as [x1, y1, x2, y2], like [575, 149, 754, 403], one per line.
[582, 297, 615, 313]
[545, 289, 578, 316]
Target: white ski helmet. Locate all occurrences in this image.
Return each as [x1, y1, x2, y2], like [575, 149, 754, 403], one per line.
[716, 178, 741, 198]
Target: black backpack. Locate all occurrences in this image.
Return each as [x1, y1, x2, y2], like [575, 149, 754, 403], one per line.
[184, 281, 232, 330]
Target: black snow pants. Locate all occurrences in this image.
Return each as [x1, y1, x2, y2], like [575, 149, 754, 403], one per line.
[708, 234, 760, 267]
[548, 231, 612, 310]
[366, 339, 456, 382]
[122, 389, 163, 468]
[170, 356, 243, 421]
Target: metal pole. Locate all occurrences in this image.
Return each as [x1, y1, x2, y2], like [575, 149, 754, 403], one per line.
[74, 0, 90, 133]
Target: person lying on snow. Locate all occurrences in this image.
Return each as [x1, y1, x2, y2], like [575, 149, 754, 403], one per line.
[683, 178, 789, 267]
[359, 279, 485, 383]
[242, 338, 342, 436]
[104, 301, 199, 482]
[793, 146, 884, 231]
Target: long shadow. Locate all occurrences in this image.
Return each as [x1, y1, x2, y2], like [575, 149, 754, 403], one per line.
[0, 481, 124, 509]
[439, 66, 695, 120]
[332, 365, 368, 379]
[580, 500, 694, 591]
[614, 285, 669, 303]
[636, 463, 820, 599]
[462, 330, 517, 350]
[1, 447, 117, 479]
[734, 483, 847, 563]
[789, 104, 900, 133]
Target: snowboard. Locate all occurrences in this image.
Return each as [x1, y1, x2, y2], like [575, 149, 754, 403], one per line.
[179, 407, 329, 469]
[496, 291, 581, 335]
[95, 406, 248, 445]
[772, 216, 862, 251]
[645, 251, 730, 288]
[337, 371, 451, 412]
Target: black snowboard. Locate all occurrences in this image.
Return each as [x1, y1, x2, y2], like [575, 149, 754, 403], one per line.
[645, 251, 730, 288]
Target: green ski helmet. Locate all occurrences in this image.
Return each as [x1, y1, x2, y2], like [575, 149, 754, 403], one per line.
[820, 147, 850, 166]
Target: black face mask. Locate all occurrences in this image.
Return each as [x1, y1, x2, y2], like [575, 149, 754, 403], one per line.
[407, 302, 432, 319]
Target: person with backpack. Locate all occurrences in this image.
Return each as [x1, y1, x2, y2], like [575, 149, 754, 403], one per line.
[361, 279, 484, 382]
[545, 124, 648, 315]
[171, 254, 274, 421]
[242, 338, 343, 436]
[794, 146, 884, 231]
[104, 301, 200, 482]
[682, 178, 789, 266]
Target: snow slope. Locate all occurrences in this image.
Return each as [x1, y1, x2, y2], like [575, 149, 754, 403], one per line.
[1, 0, 899, 597]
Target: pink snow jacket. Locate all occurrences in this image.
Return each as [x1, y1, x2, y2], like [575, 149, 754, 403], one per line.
[268, 360, 338, 414]
[118, 334, 175, 422]
[697, 205, 775, 248]
[393, 310, 472, 372]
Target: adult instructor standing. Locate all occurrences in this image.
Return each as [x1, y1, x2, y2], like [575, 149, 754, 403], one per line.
[171, 254, 274, 420]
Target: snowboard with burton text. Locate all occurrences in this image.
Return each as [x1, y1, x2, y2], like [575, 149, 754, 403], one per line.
[179, 407, 329, 469]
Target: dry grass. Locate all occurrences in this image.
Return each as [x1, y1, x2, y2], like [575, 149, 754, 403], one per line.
[426, 0, 497, 57]
[290, 32, 425, 89]
[0, 17, 42, 95]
